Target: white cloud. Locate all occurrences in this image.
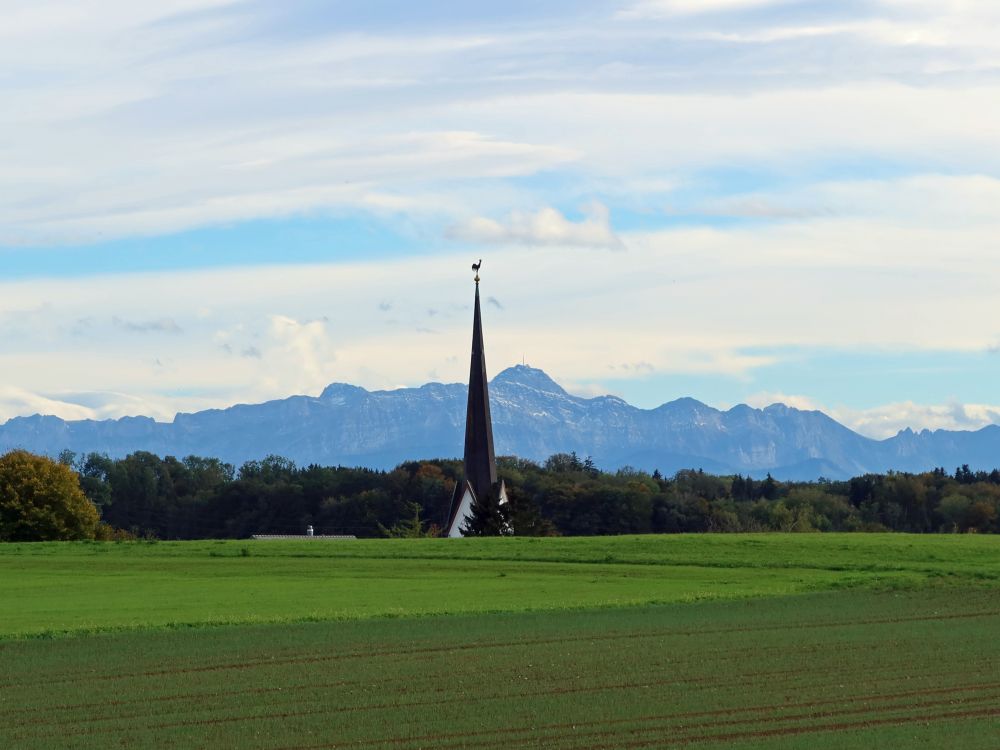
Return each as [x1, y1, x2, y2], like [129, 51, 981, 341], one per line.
[734, 392, 1000, 439]
[444, 85, 1000, 179]
[4, 3, 1000, 246]
[832, 401, 1000, 440]
[619, 0, 792, 19]
[561, 380, 623, 399]
[112, 316, 183, 334]
[0, 249, 778, 423]
[0, 244, 997, 439]
[2, 162, 1000, 426]
[0, 387, 95, 423]
[798, 174, 1000, 226]
[0, 130, 577, 246]
[265, 315, 338, 395]
[0, 386, 181, 423]
[448, 202, 623, 249]
[2, 2, 1000, 436]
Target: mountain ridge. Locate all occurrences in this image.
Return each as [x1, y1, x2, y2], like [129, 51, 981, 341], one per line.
[1, 364, 998, 480]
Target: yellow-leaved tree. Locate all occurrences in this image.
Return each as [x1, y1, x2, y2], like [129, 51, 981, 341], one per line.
[0, 450, 100, 541]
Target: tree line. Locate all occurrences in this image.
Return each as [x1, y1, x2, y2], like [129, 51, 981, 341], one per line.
[3, 448, 999, 541]
[52, 450, 1000, 539]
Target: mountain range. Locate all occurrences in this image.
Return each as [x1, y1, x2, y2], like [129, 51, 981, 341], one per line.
[1, 365, 998, 480]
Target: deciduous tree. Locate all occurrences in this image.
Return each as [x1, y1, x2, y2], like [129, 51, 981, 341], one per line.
[0, 450, 99, 541]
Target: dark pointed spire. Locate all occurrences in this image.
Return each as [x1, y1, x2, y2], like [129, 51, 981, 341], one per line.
[445, 262, 508, 537]
[463, 277, 497, 499]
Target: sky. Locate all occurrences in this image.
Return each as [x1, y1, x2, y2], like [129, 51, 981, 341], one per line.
[2, 0, 1000, 439]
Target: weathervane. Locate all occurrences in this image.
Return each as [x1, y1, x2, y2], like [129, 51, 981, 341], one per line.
[471, 258, 482, 284]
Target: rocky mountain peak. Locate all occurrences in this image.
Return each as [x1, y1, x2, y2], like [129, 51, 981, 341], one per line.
[491, 365, 568, 396]
[1, 366, 998, 480]
[319, 382, 368, 401]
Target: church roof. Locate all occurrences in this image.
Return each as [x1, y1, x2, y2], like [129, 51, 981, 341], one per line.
[445, 274, 501, 536]
[463, 279, 498, 500]
[445, 479, 477, 538]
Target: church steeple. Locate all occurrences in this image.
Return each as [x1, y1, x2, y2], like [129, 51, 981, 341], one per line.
[463, 278, 497, 498]
[446, 261, 507, 537]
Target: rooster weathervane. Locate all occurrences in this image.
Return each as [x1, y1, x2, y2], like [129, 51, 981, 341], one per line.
[471, 259, 481, 283]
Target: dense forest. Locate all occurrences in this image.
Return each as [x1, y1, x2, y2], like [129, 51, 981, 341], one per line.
[60, 450, 1000, 538]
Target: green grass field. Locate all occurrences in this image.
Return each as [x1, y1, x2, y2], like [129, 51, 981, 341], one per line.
[1, 534, 998, 748]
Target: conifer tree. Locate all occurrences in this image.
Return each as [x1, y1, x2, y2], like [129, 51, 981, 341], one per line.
[461, 489, 510, 536]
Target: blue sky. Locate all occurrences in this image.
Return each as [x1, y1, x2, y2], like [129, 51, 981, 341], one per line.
[1, 0, 999, 438]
